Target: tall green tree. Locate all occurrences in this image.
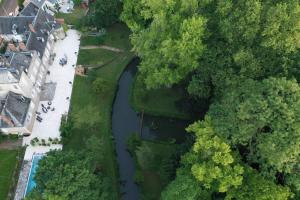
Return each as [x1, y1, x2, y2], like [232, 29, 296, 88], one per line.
[87, 0, 121, 28]
[122, 0, 207, 89]
[29, 150, 111, 200]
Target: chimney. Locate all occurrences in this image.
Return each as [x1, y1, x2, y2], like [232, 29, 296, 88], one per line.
[8, 43, 18, 52]
[29, 24, 36, 33]
[19, 42, 27, 51]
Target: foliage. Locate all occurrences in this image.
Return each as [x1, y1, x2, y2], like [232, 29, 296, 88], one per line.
[122, 0, 207, 89]
[92, 78, 110, 94]
[126, 133, 141, 155]
[28, 150, 111, 200]
[209, 77, 300, 180]
[18, 0, 25, 7]
[59, 117, 73, 143]
[122, 1, 300, 198]
[226, 168, 293, 200]
[86, 0, 121, 28]
[66, 23, 134, 199]
[186, 119, 244, 193]
[131, 73, 190, 119]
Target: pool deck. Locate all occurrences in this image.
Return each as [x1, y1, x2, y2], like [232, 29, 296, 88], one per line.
[22, 29, 80, 160]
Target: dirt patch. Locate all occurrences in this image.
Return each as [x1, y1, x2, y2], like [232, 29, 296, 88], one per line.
[0, 139, 22, 150]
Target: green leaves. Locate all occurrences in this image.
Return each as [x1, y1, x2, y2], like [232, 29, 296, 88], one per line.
[28, 150, 111, 200]
[187, 119, 244, 193]
[123, 0, 207, 89]
[261, 0, 300, 53]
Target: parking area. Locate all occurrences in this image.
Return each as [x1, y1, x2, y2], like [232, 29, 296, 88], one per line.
[22, 29, 81, 160]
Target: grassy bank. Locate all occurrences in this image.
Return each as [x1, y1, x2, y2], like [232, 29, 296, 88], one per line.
[131, 75, 191, 120]
[65, 23, 133, 199]
[55, 7, 86, 28]
[0, 148, 23, 200]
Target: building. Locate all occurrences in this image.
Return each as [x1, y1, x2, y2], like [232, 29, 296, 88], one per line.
[23, 0, 62, 15]
[0, 4, 65, 135]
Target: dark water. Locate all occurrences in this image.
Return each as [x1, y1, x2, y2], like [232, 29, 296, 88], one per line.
[112, 59, 188, 200]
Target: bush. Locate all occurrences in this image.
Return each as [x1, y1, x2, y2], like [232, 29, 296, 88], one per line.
[126, 133, 141, 155]
[92, 78, 110, 94]
[134, 170, 144, 185]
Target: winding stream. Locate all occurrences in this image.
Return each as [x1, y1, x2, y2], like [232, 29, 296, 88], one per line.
[112, 59, 188, 200]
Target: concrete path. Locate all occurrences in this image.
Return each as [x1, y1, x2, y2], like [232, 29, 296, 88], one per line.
[22, 29, 81, 160]
[80, 45, 124, 53]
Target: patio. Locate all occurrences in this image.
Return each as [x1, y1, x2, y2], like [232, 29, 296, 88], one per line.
[22, 29, 81, 160]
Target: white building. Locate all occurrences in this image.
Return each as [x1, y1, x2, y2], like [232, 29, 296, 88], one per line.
[0, 7, 65, 135]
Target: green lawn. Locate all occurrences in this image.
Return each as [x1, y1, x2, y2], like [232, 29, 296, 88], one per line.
[77, 48, 117, 66]
[133, 140, 178, 200]
[80, 36, 104, 46]
[65, 23, 134, 200]
[0, 150, 19, 200]
[102, 23, 132, 50]
[131, 75, 191, 120]
[55, 7, 86, 27]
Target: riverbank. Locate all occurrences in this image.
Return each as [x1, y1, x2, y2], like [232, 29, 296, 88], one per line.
[65, 23, 133, 199]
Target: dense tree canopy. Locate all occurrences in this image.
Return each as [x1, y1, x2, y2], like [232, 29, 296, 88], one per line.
[86, 0, 121, 28]
[122, 0, 207, 88]
[26, 150, 111, 200]
[122, 0, 300, 199]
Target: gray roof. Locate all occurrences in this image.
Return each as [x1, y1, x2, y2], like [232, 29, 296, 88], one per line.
[0, 52, 33, 83]
[19, 2, 39, 17]
[0, 91, 31, 128]
[30, 0, 46, 8]
[26, 9, 57, 58]
[0, 16, 35, 34]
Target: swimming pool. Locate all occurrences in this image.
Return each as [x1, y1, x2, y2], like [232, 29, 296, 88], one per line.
[25, 154, 44, 196]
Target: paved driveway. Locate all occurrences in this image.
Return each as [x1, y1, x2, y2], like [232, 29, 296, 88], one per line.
[23, 30, 81, 160]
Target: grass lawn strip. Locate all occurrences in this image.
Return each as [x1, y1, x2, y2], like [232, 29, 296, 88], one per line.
[0, 149, 21, 200]
[65, 23, 133, 200]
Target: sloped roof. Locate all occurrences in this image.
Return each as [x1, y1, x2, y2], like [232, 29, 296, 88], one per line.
[0, 52, 33, 83]
[0, 91, 31, 128]
[0, 16, 34, 34]
[26, 9, 58, 58]
[19, 2, 39, 17]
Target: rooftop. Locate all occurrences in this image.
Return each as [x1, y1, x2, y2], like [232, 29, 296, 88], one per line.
[0, 91, 31, 128]
[19, 2, 40, 17]
[0, 16, 35, 35]
[0, 51, 33, 84]
[26, 9, 59, 58]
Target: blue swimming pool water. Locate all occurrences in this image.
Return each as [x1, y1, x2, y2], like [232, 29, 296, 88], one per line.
[25, 154, 44, 196]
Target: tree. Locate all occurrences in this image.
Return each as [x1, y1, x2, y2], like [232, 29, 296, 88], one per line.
[208, 77, 300, 186]
[161, 168, 209, 200]
[186, 118, 244, 193]
[87, 0, 121, 28]
[122, 0, 207, 89]
[226, 168, 293, 200]
[31, 150, 111, 200]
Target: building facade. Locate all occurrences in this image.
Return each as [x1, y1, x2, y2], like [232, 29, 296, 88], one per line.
[0, 2, 65, 135]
